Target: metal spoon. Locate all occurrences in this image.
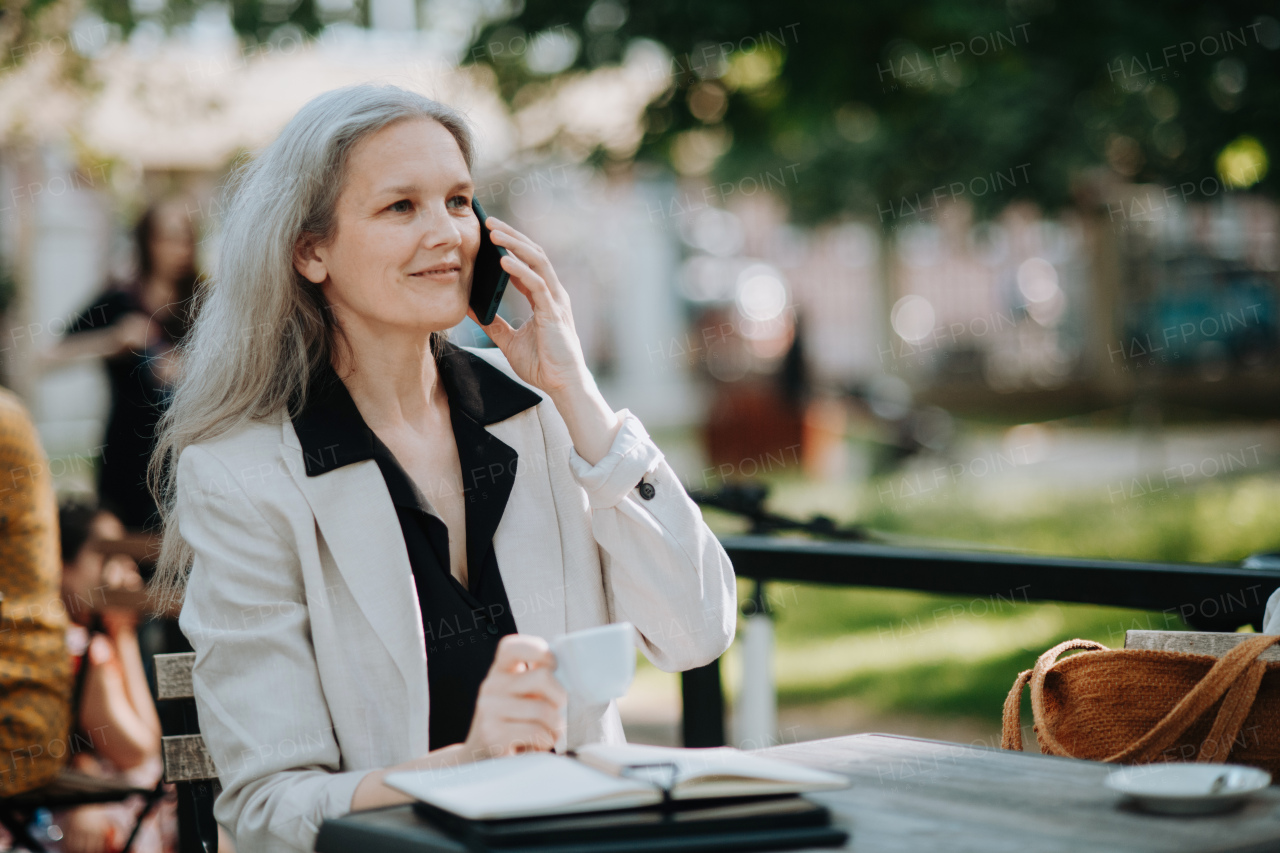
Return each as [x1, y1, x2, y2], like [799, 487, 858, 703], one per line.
[1208, 769, 1241, 795]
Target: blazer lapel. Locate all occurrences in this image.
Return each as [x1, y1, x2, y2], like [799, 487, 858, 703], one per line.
[438, 342, 568, 642]
[280, 420, 431, 754]
[487, 413, 568, 642]
[275, 345, 565, 758]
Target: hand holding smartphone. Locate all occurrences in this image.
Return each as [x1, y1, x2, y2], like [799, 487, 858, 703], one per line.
[469, 199, 511, 326]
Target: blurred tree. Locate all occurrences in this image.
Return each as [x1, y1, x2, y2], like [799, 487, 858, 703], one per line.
[0, 0, 92, 77]
[474, 0, 1279, 225]
[10, 0, 1278, 225]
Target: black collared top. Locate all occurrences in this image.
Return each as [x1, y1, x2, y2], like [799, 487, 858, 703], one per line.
[290, 341, 543, 750]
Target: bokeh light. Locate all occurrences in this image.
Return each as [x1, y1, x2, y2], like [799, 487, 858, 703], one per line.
[890, 294, 936, 343]
[1217, 135, 1269, 189]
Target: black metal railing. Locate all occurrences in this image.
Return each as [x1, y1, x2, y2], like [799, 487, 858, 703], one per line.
[678, 491, 1280, 747]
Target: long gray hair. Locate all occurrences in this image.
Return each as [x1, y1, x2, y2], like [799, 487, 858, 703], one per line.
[146, 83, 475, 613]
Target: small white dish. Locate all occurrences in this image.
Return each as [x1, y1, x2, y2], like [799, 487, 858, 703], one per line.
[1104, 764, 1271, 815]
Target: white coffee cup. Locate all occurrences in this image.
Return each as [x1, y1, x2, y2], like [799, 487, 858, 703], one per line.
[551, 622, 636, 705]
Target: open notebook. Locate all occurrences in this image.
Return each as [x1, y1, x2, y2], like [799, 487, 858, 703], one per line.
[383, 743, 849, 821]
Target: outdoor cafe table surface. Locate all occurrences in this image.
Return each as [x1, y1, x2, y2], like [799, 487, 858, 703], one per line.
[315, 733, 1280, 853]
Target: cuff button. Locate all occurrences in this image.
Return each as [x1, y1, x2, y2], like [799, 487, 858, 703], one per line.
[637, 480, 656, 500]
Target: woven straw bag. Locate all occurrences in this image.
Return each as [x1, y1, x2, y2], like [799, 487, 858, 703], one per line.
[1002, 635, 1280, 775]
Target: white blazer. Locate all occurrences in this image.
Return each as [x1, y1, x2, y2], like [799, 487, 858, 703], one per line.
[175, 346, 737, 853]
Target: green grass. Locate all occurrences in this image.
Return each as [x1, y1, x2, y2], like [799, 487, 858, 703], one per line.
[854, 470, 1280, 565]
[784, 647, 1036, 719]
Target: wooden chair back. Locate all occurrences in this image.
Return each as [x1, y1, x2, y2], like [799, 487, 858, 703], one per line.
[155, 652, 219, 853]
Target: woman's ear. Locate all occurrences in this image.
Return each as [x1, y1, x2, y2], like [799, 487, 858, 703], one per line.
[293, 232, 329, 284]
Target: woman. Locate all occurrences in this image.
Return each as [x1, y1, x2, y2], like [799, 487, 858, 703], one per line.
[54, 499, 177, 853]
[46, 201, 199, 533]
[147, 84, 736, 853]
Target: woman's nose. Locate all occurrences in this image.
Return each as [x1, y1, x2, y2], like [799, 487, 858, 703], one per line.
[419, 203, 463, 249]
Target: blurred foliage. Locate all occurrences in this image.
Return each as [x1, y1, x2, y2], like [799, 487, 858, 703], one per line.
[18, 0, 1279, 226]
[489, 0, 1280, 225]
[0, 0, 93, 75]
[76, 0, 355, 44]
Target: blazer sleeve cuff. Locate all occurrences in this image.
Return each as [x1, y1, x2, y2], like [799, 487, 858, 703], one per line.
[1264, 587, 1280, 634]
[568, 408, 663, 509]
[312, 768, 367, 835]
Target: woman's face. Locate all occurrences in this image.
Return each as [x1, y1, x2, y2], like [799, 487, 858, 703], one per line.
[62, 511, 138, 625]
[149, 203, 196, 283]
[296, 118, 479, 339]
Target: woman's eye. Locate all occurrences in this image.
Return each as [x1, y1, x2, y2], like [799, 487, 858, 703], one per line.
[448, 195, 471, 209]
[389, 199, 413, 213]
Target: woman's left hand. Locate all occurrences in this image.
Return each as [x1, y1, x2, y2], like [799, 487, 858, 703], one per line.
[467, 217, 591, 397]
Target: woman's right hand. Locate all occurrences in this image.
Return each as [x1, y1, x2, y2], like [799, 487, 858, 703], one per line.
[463, 634, 567, 760]
[352, 634, 568, 812]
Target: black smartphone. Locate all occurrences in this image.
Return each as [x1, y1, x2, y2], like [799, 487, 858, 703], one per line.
[469, 198, 510, 326]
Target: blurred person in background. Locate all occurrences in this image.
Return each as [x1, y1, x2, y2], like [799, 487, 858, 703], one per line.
[40, 200, 203, 748]
[51, 497, 176, 853]
[42, 200, 200, 535]
[0, 389, 73, 800]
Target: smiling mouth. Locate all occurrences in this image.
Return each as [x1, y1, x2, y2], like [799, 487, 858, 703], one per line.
[412, 266, 461, 278]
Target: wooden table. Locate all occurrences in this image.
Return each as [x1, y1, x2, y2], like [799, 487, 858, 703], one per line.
[314, 734, 1280, 853]
[775, 734, 1280, 852]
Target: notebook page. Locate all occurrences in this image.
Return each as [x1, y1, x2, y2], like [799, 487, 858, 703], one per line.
[385, 753, 662, 820]
[574, 743, 849, 797]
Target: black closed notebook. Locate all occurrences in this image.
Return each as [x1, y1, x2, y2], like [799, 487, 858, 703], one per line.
[315, 798, 850, 853]
[413, 793, 848, 852]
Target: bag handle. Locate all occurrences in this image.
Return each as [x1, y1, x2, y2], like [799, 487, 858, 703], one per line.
[1027, 639, 1109, 757]
[1001, 640, 1107, 753]
[1101, 633, 1280, 764]
[1197, 658, 1267, 764]
[1000, 668, 1033, 750]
